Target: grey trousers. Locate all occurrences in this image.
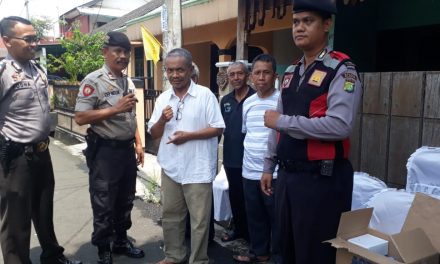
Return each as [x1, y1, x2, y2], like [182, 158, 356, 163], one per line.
[161, 171, 212, 264]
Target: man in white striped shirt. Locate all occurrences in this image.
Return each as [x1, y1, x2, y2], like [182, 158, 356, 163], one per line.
[233, 54, 280, 263]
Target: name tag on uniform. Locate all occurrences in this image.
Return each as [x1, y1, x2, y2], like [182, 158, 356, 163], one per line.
[104, 90, 120, 97]
[281, 74, 294, 89]
[17, 80, 33, 88]
[308, 70, 327, 87]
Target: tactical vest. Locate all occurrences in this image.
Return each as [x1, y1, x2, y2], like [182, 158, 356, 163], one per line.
[277, 51, 352, 161]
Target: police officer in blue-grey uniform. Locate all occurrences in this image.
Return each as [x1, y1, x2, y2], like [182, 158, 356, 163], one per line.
[0, 16, 82, 264]
[74, 31, 145, 264]
[261, 0, 362, 263]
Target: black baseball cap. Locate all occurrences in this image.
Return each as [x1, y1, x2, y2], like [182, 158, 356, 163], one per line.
[292, 0, 337, 15]
[105, 31, 131, 51]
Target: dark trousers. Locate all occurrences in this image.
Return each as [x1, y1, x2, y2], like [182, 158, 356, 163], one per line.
[242, 178, 278, 257]
[276, 159, 353, 264]
[0, 149, 64, 264]
[224, 167, 249, 240]
[88, 144, 137, 248]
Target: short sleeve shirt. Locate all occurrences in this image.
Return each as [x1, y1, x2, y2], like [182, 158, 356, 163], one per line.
[0, 55, 50, 143]
[75, 65, 137, 140]
[147, 82, 225, 184]
[242, 90, 279, 180]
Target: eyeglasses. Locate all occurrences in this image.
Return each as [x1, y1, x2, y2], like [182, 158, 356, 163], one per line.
[176, 100, 184, 120]
[10, 35, 40, 44]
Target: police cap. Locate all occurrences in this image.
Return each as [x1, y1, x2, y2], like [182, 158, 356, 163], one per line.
[292, 0, 337, 15]
[105, 31, 131, 51]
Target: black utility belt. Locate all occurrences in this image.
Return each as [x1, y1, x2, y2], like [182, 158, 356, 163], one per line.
[277, 159, 335, 176]
[86, 129, 134, 149]
[14, 138, 49, 153]
[99, 137, 134, 148]
[0, 136, 49, 155]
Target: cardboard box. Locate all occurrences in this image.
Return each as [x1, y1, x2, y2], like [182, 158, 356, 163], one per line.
[327, 193, 440, 264]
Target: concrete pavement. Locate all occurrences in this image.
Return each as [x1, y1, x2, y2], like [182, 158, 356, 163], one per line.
[0, 139, 237, 264]
[1, 139, 164, 264]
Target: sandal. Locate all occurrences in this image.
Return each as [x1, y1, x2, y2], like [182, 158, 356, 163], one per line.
[232, 254, 270, 263]
[221, 230, 237, 242]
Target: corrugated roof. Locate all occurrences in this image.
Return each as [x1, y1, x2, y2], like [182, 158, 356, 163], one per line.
[62, 0, 102, 19]
[91, 0, 164, 34]
[76, 6, 129, 17]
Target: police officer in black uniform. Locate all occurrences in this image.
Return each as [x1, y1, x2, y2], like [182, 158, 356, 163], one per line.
[261, 0, 362, 263]
[0, 16, 81, 264]
[74, 32, 145, 264]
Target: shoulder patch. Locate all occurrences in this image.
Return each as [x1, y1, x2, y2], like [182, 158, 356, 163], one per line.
[281, 73, 294, 89]
[343, 72, 357, 81]
[82, 84, 95, 97]
[343, 79, 355, 93]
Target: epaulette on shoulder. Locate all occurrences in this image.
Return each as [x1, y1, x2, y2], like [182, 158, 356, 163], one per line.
[324, 51, 353, 70]
[285, 64, 297, 73]
[0, 60, 6, 77]
[85, 70, 104, 83]
[329, 51, 350, 62]
[95, 72, 104, 79]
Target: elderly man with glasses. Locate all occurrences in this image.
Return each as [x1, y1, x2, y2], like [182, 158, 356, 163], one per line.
[148, 48, 225, 264]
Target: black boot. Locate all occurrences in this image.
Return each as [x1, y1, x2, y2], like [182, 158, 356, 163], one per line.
[41, 256, 82, 264]
[97, 244, 112, 264]
[97, 251, 112, 264]
[112, 239, 145, 258]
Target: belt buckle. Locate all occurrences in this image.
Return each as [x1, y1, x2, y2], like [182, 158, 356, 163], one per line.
[35, 140, 48, 152]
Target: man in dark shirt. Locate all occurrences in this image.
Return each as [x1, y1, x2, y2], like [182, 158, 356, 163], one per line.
[219, 61, 254, 242]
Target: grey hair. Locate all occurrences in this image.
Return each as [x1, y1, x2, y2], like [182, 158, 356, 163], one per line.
[166, 48, 193, 68]
[191, 62, 200, 78]
[227, 61, 249, 75]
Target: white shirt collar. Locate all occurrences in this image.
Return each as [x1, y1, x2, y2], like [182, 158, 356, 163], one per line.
[169, 80, 198, 100]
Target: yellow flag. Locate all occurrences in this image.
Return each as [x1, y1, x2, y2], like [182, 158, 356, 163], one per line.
[141, 25, 161, 65]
